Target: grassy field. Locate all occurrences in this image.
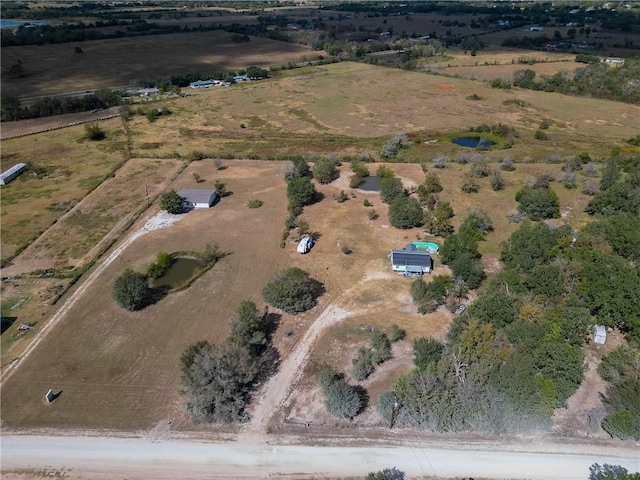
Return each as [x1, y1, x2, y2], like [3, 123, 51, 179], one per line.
[1, 30, 316, 98]
[0, 60, 635, 431]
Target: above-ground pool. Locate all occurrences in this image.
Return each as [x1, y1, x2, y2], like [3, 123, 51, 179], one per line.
[413, 242, 439, 253]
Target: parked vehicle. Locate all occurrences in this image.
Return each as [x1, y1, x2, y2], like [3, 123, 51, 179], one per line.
[297, 236, 314, 254]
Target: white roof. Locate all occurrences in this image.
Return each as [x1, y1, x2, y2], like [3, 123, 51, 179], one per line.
[178, 189, 218, 205]
[1, 163, 27, 181]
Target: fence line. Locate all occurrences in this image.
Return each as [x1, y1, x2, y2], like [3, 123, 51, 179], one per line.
[1, 113, 119, 141]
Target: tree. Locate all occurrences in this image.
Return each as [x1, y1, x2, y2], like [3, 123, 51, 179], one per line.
[424, 201, 455, 238]
[1, 93, 21, 121]
[515, 185, 560, 220]
[228, 300, 267, 355]
[312, 157, 338, 184]
[286, 176, 317, 208]
[605, 212, 640, 261]
[262, 267, 324, 314]
[469, 289, 516, 329]
[160, 189, 184, 214]
[449, 253, 485, 289]
[490, 169, 505, 190]
[388, 196, 423, 229]
[181, 341, 258, 423]
[380, 177, 405, 204]
[413, 337, 444, 370]
[423, 171, 443, 193]
[85, 122, 106, 140]
[589, 463, 640, 480]
[112, 269, 152, 311]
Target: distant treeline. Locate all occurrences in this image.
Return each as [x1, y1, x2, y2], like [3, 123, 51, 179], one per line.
[490, 57, 640, 105]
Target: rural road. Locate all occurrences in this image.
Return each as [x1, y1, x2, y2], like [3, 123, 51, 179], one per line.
[1, 434, 638, 479]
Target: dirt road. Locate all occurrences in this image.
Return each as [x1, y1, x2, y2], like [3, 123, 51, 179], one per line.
[2, 434, 638, 479]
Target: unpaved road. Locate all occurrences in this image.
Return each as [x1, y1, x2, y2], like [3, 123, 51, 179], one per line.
[1, 434, 638, 479]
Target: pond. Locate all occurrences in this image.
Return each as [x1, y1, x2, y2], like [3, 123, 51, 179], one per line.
[152, 257, 204, 289]
[451, 137, 495, 148]
[359, 176, 381, 191]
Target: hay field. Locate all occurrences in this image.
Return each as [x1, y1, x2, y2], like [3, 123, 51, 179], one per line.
[0, 117, 125, 258]
[130, 61, 639, 161]
[1, 30, 315, 97]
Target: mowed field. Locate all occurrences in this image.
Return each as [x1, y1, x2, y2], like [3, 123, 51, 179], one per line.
[1, 30, 316, 98]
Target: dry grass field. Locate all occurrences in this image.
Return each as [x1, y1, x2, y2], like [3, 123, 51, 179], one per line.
[0, 59, 635, 433]
[1, 30, 316, 98]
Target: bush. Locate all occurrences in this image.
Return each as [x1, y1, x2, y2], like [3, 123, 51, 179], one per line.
[363, 199, 373, 207]
[352, 347, 375, 381]
[368, 209, 379, 221]
[534, 171, 555, 189]
[500, 156, 516, 171]
[389, 324, 406, 342]
[351, 161, 370, 178]
[214, 180, 227, 197]
[189, 150, 206, 162]
[561, 171, 578, 189]
[423, 172, 443, 193]
[370, 328, 392, 364]
[432, 154, 448, 169]
[461, 173, 479, 193]
[262, 267, 324, 314]
[490, 170, 505, 190]
[515, 186, 560, 221]
[535, 129, 549, 140]
[334, 190, 349, 203]
[413, 337, 444, 370]
[388, 197, 423, 229]
[112, 269, 153, 311]
[85, 122, 106, 140]
[160, 189, 183, 214]
[318, 368, 363, 419]
[365, 467, 405, 480]
[377, 391, 397, 425]
[147, 251, 172, 279]
[313, 157, 338, 184]
[247, 199, 264, 208]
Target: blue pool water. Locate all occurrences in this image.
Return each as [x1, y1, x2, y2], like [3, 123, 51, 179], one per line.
[451, 137, 495, 148]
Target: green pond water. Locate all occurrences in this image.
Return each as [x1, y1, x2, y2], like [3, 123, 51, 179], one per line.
[152, 257, 204, 288]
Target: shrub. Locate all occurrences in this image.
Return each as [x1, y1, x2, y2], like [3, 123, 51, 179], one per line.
[389, 324, 406, 342]
[377, 391, 397, 425]
[376, 165, 395, 178]
[470, 158, 491, 177]
[507, 209, 523, 223]
[490, 170, 505, 191]
[160, 189, 183, 214]
[189, 150, 206, 162]
[147, 251, 172, 279]
[351, 161, 370, 178]
[388, 197, 423, 229]
[423, 172, 443, 193]
[368, 209, 379, 221]
[112, 269, 152, 311]
[262, 267, 324, 314]
[581, 180, 599, 196]
[370, 328, 392, 364]
[534, 171, 555, 188]
[365, 467, 405, 480]
[461, 173, 479, 193]
[247, 199, 264, 208]
[561, 172, 578, 189]
[535, 129, 548, 140]
[349, 174, 364, 188]
[85, 123, 106, 140]
[583, 162, 600, 177]
[500, 156, 516, 171]
[334, 190, 349, 203]
[214, 180, 227, 197]
[432, 154, 448, 169]
[313, 157, 338, 184]
[363, 199, 373, 207]
[318, 368, 363, 419]
[352, 347, 375, 381]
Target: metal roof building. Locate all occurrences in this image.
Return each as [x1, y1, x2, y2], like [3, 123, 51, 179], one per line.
[178, 189, 219, 209]
[390, 249, 432, 276]
[1, 163, 27, 185]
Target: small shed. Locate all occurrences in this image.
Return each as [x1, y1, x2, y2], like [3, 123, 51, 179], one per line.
[390, 249, 432, 276]
[593, 325, 607, 344]
[178, 189, 219, 209]
[1, 163, 27, 185]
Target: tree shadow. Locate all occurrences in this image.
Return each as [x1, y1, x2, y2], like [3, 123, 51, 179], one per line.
[312, 191, 325, 204]
[255, 345, 281, 385]
[1, 316, 17, 334]
[146, 284, 171, 307]
[354, 385, 370, 416]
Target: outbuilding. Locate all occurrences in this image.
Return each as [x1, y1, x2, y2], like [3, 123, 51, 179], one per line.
[593, 325, 607, 344]
[178, 189, 219, 209]
[390, 247, 432, 276]
[1, 163, 27, 185]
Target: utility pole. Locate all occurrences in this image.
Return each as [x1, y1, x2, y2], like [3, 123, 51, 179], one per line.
[145, 185, 149, 205]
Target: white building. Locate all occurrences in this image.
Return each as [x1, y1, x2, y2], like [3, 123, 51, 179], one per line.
[1, 163, 27, 185]
[178, 189, 219, 209]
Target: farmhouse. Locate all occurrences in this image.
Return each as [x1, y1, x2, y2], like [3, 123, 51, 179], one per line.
[604, 57, 625, 66]
[1, 163, 27, 185]
[178, 189, 219, 209]
[390, 245, 432, 276]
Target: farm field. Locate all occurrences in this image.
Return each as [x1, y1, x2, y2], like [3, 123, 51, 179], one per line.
[1, 30, 317, 98]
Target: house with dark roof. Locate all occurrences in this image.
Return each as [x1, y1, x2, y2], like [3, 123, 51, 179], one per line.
[178, 189, 219, 209]
[390, 244, 432, 276]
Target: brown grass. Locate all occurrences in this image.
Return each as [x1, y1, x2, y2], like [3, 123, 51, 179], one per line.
[1, 31, 316, 97]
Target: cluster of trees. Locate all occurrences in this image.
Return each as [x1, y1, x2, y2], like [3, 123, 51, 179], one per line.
[180, 300, 271, 423]
[317, 367, 364, 420]
[491, 59, 640, 105]
[515, 183, 560, 221]
[352, 327, 403, 381]
[1, 89, 120, 122]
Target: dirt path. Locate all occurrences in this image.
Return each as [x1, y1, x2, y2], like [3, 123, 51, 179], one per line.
[0, 212, 185, 385]
[2, 434, 638, 480]
[245, 302, 352, 435]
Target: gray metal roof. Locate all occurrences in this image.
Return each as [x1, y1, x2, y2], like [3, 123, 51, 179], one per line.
[1, 163, 27, 181]
[178, 189, 218, 205]
[391, 250, 432, 267]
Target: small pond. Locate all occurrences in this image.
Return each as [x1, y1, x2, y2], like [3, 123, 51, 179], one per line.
[451, 137, 495, 148]
[359, 176, 381, 191]
[152, 257, 204, 289]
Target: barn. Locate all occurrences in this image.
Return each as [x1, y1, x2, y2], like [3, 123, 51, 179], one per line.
[1, 163, 27, 185]
[178, 189, 219, 209]
[390, 245, 432, 276]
